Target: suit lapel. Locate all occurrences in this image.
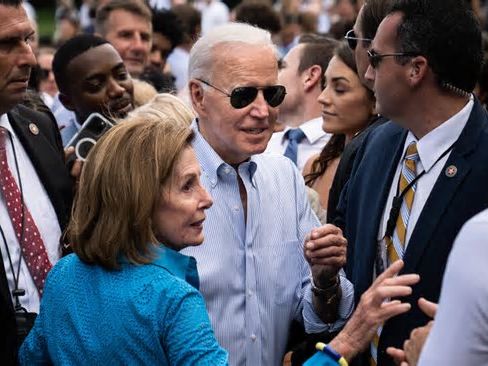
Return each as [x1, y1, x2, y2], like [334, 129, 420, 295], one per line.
[9, 108, 64, 182]
[8, 107, 71, 229]
[351, 124, 407, 288]
[403, 100, 486, 272]
[371, 127, 408, 244]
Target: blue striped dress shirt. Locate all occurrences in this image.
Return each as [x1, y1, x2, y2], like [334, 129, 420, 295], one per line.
[182, 120, 354, 366]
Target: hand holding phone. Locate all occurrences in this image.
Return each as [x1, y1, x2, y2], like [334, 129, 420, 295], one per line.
[66, 113, 115, 162]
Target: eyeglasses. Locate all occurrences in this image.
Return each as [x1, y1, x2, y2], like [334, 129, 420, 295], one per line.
[196, 78, 287, 109]
[39, 68, 53, 80]
[367, 49, 418, 69]
[344, 29, 372, 50]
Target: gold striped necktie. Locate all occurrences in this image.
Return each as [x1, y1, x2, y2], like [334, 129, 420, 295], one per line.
[370, 141, 419, 365]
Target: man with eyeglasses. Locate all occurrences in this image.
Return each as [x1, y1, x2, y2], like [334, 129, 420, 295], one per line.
[182, 22, 354, 366]
[327, 0, 392, 225]
[329, 0, 488, 365]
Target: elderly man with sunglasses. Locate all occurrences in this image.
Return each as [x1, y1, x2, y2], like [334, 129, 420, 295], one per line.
[329, 0, 488, 365]
[182, 22, 354, 366]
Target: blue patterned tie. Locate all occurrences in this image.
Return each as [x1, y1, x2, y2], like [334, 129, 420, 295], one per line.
[283, 128, 306, 165]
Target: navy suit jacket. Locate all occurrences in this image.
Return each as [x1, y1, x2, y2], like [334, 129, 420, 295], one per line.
[0, 104, 73, 365]
[339, 99, 488, 366]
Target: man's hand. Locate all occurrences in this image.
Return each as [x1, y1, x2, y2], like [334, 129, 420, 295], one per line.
[387, 298, 437, 366]
[304, 224, 347, 270]
[329, 260, 420, 361]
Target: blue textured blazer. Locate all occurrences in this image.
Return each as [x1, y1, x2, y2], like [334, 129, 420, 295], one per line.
[338, 99, 488, 366]
[19, 246, 228, 366]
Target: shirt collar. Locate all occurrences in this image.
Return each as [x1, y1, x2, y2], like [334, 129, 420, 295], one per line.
[191, 118, 258, 187]
[150, 245, 199, 290]
[404, 96, 474, 172]
[0, 114, 13, 134]
[300, 116, 327, 143]
[281, 117, 327, 145]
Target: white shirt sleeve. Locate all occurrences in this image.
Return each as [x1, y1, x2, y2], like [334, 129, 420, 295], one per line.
[418, 209, 488, 365]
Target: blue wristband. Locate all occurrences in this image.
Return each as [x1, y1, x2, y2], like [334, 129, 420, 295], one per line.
[316, 342, 349, 366]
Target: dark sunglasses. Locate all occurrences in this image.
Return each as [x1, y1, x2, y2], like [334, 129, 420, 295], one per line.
[197, 78, 286, 109]
[39, 67, 53, 80]
[367, 49, 418, 69]
[344, 29, 372, 50]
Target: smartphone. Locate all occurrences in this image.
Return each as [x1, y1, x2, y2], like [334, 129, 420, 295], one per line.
[66, 113, 114, 161]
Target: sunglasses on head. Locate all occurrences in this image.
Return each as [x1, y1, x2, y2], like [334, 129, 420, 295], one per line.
[197, 78, 287, 109]
[367, 49, 418, 69]
[344, 29, 372, 50]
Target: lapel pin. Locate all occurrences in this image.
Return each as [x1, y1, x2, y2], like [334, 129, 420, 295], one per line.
[29, 123, 39, 135]
[445, 165, 457, 178]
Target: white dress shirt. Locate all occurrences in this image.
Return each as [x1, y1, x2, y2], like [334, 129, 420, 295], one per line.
[0, 114, 61, 313]
[376, 98, 474, 268]
[418, 208, 488, 365]
[265, 117, 331, 172]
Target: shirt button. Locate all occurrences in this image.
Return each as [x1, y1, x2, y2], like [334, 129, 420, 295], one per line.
[250, 334, 257, 341]
[248, 290, 253, 297]
[234, 205, 240, 212]
[224, 167, 231, 174]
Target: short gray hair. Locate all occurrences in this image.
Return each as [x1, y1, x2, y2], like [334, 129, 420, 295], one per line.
[188, 22, 278, 82]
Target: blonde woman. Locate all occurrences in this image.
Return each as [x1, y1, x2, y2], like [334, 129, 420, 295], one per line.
[131, 93, 196, 126]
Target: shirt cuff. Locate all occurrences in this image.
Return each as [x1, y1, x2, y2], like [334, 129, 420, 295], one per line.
[303, 269, 355, 333]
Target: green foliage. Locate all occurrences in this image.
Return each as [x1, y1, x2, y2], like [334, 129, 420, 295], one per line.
[37, 7, 55, 40]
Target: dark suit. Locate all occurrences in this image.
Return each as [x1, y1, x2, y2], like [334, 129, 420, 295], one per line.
[0, 104, 73, 365]
[339, 99, 488, 366]
[327, 115, 388, 225]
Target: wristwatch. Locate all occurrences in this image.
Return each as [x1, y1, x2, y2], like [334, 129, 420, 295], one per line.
[311, 275, 340, 305]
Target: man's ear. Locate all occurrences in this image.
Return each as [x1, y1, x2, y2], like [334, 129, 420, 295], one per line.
[303, 65, 323, 92]
[189, 80, 206, 117]
[58, 93, 75, 112]
[407, 55, 428, 88]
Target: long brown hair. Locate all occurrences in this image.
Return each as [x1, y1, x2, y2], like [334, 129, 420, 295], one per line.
[68, 114, 193, 270]
[305, 42, 374, 187]
[305, 134, 346, 186]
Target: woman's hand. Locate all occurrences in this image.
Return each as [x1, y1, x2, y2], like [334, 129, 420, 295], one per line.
[329, 260, 420, 361]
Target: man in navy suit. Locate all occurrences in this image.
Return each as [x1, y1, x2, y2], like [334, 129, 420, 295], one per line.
[0, 1, 72, 364]
[316, 0, 488, 365]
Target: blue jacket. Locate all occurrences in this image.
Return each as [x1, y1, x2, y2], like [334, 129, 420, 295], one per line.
[19, 245, 228, 365]
[338, 99, 488, 365]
